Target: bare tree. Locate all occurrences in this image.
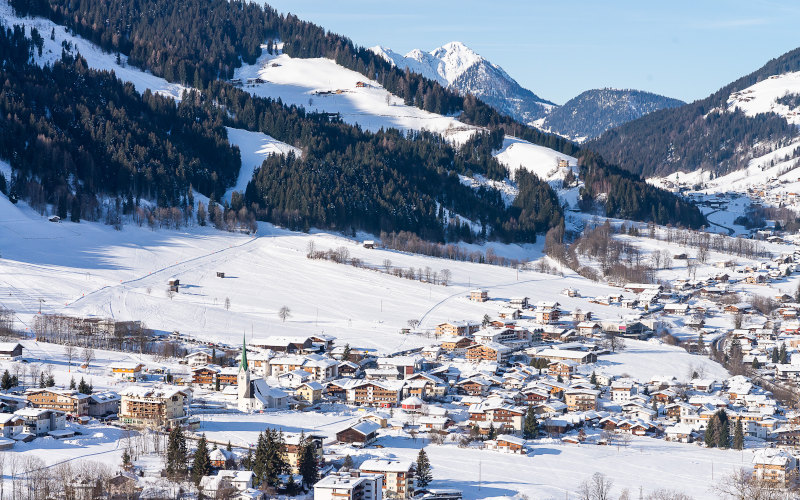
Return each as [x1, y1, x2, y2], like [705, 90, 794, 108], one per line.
[64, 345, 76, 371]
[576, 472, 614, 500]
[82, 347, 95, 369]
[383, 259, 392, 272]
[224, 297, 231, 311]
[602, 334, 626, 353]
[278, 306, 291, 322]
[645, 489, 694, 500]
[407, 319, 420, 330]
[167, 289, 175, 300]
[713, 468, 785, 500]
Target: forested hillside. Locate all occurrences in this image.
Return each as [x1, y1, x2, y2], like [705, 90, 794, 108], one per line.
[588, 49, 800, 177]
[0, 24, 239, 222]
[6, 0, 706, 235]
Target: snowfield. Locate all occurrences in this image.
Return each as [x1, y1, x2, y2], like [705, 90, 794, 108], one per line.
[493, 136, 577, 181]
[234, 46, 480, 144]
[728, 71, 800, 125]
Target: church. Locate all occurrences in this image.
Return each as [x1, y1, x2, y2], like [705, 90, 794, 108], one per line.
[237, 337, 289, 411]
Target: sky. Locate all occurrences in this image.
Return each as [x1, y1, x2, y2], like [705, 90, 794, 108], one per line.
[260, 0, 800, 105]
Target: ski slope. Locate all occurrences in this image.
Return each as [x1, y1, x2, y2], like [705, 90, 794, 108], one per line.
[223, 127, 302, 201]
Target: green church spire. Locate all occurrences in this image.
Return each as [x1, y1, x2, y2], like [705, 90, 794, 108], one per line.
[240, 334, 248, 372]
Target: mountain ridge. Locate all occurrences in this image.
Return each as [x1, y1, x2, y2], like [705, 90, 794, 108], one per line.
[371, 42, 685, 140]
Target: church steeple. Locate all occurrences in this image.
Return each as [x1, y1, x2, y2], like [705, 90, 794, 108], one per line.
[238, 333, 252, 409]
[239, 334, 248, 372]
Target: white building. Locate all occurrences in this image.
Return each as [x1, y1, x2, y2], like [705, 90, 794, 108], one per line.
[315, 472, 384, 500]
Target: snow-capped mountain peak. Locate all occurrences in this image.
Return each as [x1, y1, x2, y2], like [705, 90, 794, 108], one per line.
[370, 41, 554, 123]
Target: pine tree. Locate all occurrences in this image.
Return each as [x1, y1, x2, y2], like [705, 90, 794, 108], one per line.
[342, 455, 354, 471]
[122, 448, 132, 469]
[252, 432, 269, 487]
[652, 399, 658, 415]
[415, 448, 432, 488]
[716, 411, 730, 449]
[285, 473, 298, 495]
[298, 436, 318, 488]
[1, 370, 11, 391]
[772, 348, 779, 364]
[166, 426, 188, 479]
[226, 440, 233, 452]
[39, 372, 46, 388]
[214, 376, 220, 391]
[69, 376, 76, 390]
[704, 417, 716, 448]
[191, 434, 212, 485]
[589, 371, 597, 387]
[487, 423, 497, 440]
[46, 375, 55, 387]
[242, 450, 254, 471]
[733, 420, 744, 450]
[342, 344, 351, 361]
[78, 377, 88, 394]
[780, 343, 788, 364]
[523, 407, 538, 439]
[752, 358, 761, 370]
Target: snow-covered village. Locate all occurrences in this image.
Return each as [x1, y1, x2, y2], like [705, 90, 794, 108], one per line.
[3, 1, 800, 499]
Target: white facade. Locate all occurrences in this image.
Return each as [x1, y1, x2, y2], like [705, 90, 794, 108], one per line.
[315, 472, 383, 500]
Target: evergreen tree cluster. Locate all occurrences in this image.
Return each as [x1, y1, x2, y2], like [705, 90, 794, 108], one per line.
[0, 26, 240, 218]
[578, 151, 706, 229]
[0, 369, 19, 390]
[704, 410, 731, 449]
[251, 428, 288, 489]
[10, 0, 273, 85]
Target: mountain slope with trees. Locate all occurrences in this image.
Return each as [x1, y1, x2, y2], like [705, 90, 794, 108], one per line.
[588, 48, 800, 178]
[6, 0, 705, 234]
[541, 88, 685, 141]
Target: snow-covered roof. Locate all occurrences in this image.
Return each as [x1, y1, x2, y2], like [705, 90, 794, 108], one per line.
[360, 458, 414, 473]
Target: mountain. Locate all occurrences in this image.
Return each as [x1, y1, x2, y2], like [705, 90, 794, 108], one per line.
[371, 43, 684, 141]
[587, 48, 800, 178]
[539, 88, 685, 142]
[370, 42, 555, 124]
[4, 0, 705, 234]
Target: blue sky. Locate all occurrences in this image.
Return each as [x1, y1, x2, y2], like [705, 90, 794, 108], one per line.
[262, 0, 800, 105]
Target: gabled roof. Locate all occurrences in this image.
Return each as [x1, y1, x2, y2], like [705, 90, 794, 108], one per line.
[344, 420, 381, 436]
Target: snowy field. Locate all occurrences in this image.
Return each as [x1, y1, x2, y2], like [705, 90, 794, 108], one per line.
[352, 435, 754, 500]
[233, 47, 479, 144]
[728, 71, 800, 126]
